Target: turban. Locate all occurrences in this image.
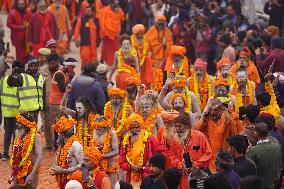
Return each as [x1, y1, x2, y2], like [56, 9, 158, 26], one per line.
[96, 63, 107, 74]
[160, 111, 179, 122]
[165, 45, 187, 72]
[63, 57, 77, 67]
[46, 38, 57, 48]
[125, 76, 141, 88]
[65, 180, 83, 189]
[216, 58, 231, 70]
[108, 88, 127, 99]
[93, 116, 111, 128]
[149, 153, 166, 170]
[194, 58, 207, 71]
[132, 24, 145, 34]
[215, 79, 230, 87]
[84, 146, 102, 167]
[52, 116, 77, 133]
[124, 113, 145, 129]
[155, 15, 166, 22]
[239, 47, 250, 59]
[38, 48, 51, 56]
[267, 25, 279, 36]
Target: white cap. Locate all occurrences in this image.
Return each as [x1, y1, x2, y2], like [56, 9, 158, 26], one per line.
[96, 63, 107, 74]
[65, 180, 83, 189]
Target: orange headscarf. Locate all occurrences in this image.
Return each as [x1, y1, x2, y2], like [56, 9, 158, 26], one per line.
[132, 24, 145, 34]
[239, 47, 250, 59]
[165, 45, 187, 73]
[216, 58, 231, 70]
[155, 15, 166, 22]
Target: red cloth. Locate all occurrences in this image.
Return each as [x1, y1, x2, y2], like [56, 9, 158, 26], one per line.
[119, 136, 170, 182]
[29, 11, 58, 57]
[49, 70, 67, 105]
[101, 37, 119, 66]
[7, 9, 32, 63]
[169, 130, 212, 189]
[70, 170, 108, 189]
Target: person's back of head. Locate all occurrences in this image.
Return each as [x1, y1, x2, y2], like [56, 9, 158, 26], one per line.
[65, 180, 83, 189]
[82, 63, 97, 77]
[256, 91, 271, 107]
[215, 149, 234, 171]
[255, 112, 275, 131]
[227, 135, 249, 155]
[271, 36, 284, 49]
[204, 173, 232, 189]
[164, 168, 182, 189]
[239, 176, 262, 189]
[245, 105, 260, 123]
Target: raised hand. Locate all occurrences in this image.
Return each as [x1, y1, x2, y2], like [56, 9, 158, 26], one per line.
[264, 60, 275, 81]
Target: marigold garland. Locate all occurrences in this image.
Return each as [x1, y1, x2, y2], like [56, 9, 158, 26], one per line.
[76, 113, 97, 149]
[117, 48, 140, 79]
[104, 99, 131, 137]
[232, 80, 254, 113]
[170, 93, 190, 113]
[189, 72, 212, 111]
[93, 119, 112, 128]
[16, 113, 37, 129]
[52, 116, 77, 133]
[171, 79, 186, 88]
[10, 128, 37, 185]
[131, 35, 149, 66]
[184, 87, 192, 112]
[108, 88, 127, 99]
[153, 68, 163, 92]
[122, 131, 152, 182]
[56, 135, 78, 188]
[143, 107, 161, 132]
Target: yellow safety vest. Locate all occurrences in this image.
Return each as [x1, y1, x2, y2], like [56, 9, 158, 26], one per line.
[0, 76, 20, 117]
[19, 73, 42, 112]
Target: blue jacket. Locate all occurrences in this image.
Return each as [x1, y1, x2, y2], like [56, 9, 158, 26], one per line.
[69, 75, 106, 115]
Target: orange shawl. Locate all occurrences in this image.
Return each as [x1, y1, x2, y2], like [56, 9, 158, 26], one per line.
[49, 3, 67, 33]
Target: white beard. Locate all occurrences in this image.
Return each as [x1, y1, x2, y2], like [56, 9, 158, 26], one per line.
[93, 131, 107, 145]
[175, 129, 189, 145]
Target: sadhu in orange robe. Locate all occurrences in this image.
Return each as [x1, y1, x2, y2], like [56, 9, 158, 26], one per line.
[131, 24, 153, 89]
[98, 4, 124, 66]
[79, 0, 103, 17]
[75, 15, 98, 66]
[0, 0, 12, 12]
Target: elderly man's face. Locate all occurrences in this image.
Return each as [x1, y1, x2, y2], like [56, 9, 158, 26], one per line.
[121, 39, 131, 53]
[209, 102, 223, 120]
[221, 65, 230, 77]
[141, 99, 152, 118]
[75, 102, 86, 118]
[173, 55, 183, 63]
[239, 55, 249, 67]
[174, 122, 187, 138]
[172, 86, 183, 93]
[174, 97, 185, 112]
[215, 86, 228, 97]
[83, 155, 95, 170]
[111, 96, 122, 106]
[129, 121, 141, 137]
[135, 32, 144, 39]
[236, 71, 248, 85]
[195, 68, 205, 78]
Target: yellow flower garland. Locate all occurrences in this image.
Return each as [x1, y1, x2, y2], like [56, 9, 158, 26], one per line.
[176, 57, 186, 76]
[117, 48, 137, 68]
[189, 72, 212, 111]
[122, 131, 152, 182]
[153, 68, 163, 92]
[131, 35, 149, 66]
[104, 99, 131, 137]
[184, 86, 192, 113]
[143, 107, 162, 132]
[232, 80, 254, 113]
[10, 128, 37, 184]
[56, 135, 78, 188]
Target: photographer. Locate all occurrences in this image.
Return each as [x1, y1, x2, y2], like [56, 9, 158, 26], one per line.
[194, 98, 238, 172]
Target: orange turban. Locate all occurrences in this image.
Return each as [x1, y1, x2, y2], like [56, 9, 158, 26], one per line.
[108, 88, 127, 99]
[239, 47, 250, 59]
[125, 76, 141, 88]
[124, 113, 145, 129]
[215, 79, 230, 87]
[132, 24, 145, 34]
[160, 111, 179, 122]
[267, 25, 279, 36]
[216, 58, 231, 70]
[52, 116, 77, 133]
[155, 15, 166, 22]
[165, 45, 187, 72]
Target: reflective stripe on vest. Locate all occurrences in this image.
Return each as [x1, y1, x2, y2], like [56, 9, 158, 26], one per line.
[0, 76, 20, 117]
[19, 73, 40, 112]
[37, 74, 44, 108]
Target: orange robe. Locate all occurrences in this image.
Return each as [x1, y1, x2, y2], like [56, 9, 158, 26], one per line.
[64, 0, 76, 26]
[0, 0, 12, 12]
[230, 60, 261, 86]
[145, 26, 173, 67]
[74, 17, 97, 66]
[169, 130, 212, 189]
[79, 0, 103, 17]
[98, 6, 124, 66]
[194, 113, 237, 171]
[131, 35, 153, 89]
[49, 3, 71, 55]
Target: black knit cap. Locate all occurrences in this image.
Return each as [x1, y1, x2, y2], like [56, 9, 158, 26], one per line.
[149, 153, 166, 170]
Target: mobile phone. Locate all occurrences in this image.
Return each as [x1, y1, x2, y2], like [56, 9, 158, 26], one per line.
[6, 42, 9, 51]
[183, 152, 192, 168]
[239, 106, 246, 120]
[82, 165, 89, 183]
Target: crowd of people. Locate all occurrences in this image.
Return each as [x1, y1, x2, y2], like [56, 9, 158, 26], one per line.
[0, 0, 284, 189]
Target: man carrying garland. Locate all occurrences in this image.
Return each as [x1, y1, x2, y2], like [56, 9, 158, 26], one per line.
[50, 116, 83, 189]
[9, 113, 42, 188]
[188, 58, 214, 112]
[119, 113, 169, 188]
[164, 45, 190, 78]
[136, 90, 164, 136]
[131, 24, 153, 89]
[230, 67, 256, 113]
[159, 76, 201, 124]
[194, 99, 237, 172]
[104, 88, 132, 141]
[92, 116, 120, 188]
[215, 58, 236, 86]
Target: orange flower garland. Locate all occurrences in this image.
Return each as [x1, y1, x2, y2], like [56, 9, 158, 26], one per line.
[76, 113, 97, 149]
[171, 79, 186, 88]
[52, 116, 77, 133]
[143, 107, 162, 132]
[153, 68, 163, 92]
[108, 88, 128, 99]
[16, 113, 37, 129]
[10, 128, 37, 185]
[122, 131, 152, 182]
[170, 93, 190, 113]
[56, 135, 78, 188]
[189, 72, 212, 111]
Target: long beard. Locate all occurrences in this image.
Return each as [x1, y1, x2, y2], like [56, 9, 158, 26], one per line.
[93, 131, 107, 145]
[175, 129, 189, 144]
[164, 127, 175, 142]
